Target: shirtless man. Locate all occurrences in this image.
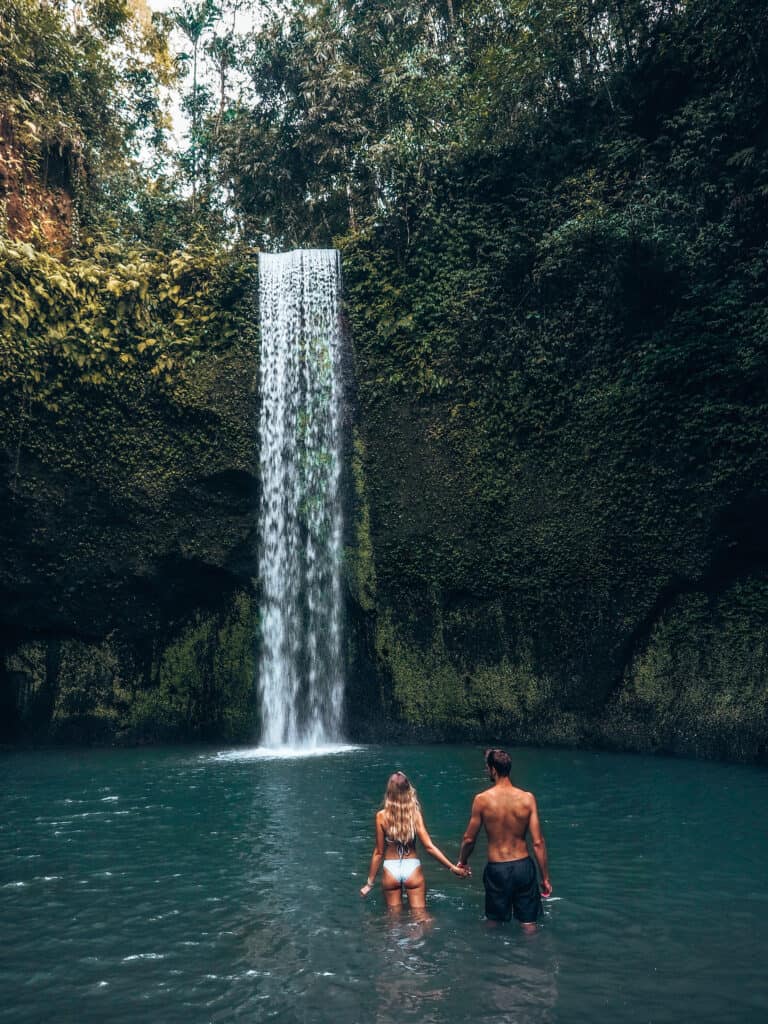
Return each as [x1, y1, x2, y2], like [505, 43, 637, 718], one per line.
[457, 748, 552, 931]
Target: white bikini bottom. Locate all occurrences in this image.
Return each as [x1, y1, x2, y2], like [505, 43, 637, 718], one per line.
[383, 858, 421, 883]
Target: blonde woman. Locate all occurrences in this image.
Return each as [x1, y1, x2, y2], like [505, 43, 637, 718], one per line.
[359, 771, 468, 909]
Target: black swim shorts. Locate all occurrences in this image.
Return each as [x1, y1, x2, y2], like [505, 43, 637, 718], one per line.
[483, 856, 541, 923]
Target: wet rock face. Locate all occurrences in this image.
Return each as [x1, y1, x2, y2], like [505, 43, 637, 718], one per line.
[0, 458, 259, 646]
[0, 317, 262, 744]
[338, 190, 768, 762]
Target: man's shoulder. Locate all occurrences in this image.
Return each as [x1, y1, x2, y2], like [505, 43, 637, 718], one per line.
[496, 785, 536, 808]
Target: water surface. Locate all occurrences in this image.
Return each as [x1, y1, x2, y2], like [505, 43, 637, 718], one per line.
[2, 744, 767, 1023]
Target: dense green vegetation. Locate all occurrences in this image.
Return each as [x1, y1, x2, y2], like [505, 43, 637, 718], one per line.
[0, 237, 260, 743]
[0, 0, 176, 242]
[1, 0, 766, 758]
[0, 2, 261, 743]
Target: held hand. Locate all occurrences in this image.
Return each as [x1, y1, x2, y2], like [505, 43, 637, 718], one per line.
[452, 863, 471, 878]
[540, 878, 553, 898]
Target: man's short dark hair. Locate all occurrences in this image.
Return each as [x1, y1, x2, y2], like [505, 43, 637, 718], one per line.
[485, 748, 512, 777]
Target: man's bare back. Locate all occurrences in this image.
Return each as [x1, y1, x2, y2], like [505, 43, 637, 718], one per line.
[474, 782, 539, 862]
[457, 749, 552, 927]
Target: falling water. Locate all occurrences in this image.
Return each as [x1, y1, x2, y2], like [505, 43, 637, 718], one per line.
[257, 249, 345, 748]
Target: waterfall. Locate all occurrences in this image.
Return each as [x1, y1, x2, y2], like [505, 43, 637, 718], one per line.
[256, 249, 345, 748]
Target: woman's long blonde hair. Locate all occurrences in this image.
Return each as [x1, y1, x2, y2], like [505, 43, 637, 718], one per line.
[381, 771, 421, 845]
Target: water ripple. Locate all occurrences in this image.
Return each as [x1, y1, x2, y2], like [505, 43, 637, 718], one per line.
[1, 745, 767, 1024]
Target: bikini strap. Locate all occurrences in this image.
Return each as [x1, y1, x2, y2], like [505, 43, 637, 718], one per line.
[385, 833, 415, 860]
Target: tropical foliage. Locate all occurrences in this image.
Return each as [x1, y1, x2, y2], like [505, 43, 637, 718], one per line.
[0, 237, 252, 391]
[0, 0, 175, 238]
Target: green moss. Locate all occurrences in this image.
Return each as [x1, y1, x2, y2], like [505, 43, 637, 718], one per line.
[372, 603, 580, 743]
[0, 234, 260, 750]
[6, 637, 140, 742]
[214, 591, 260, 741]
[604, 579, 768, 759]
[0, 239, 256, 396]
[345, 429, 377, 612]
[374, 610, 460, 727]
[340, 147, 768, 760]
[129, 592, 258, 742]
[6, 592, 258, 744]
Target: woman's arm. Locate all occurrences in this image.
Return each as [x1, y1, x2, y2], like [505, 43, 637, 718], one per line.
[360, 812, 386, 897]
[415, 813, 467, 875]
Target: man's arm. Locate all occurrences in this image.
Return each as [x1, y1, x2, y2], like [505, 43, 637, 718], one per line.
[458, 795, 484, 867]
[527, 794, 552, 896]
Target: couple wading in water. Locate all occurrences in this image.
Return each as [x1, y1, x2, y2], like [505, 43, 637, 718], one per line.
[360, 749, 552, 930]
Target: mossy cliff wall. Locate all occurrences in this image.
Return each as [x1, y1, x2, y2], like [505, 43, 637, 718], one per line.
[1, 200, 766, 760]
[339, 169, 768, 762]
[0, 240, 261, 743]
[335, 2, 768, 762]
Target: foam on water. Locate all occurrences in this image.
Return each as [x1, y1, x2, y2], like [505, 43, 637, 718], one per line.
[211, 743, 362, 762]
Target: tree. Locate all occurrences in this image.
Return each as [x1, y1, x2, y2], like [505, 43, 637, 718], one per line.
[0, 0, 174, 245]
[172, 0, 219, 210]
